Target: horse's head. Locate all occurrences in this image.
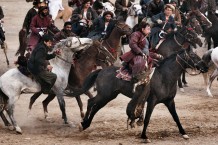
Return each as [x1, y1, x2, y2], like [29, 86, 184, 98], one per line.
[178, 26, 202, 48]
[102, 2, 116, 17]
[128, 3, 143, 16]
[186, 15, 203, 35]
[189, 10, 212, 29]
[177, 47, 208, 74]
[58, 37, 93, 52]
[115, 21, 132, 36]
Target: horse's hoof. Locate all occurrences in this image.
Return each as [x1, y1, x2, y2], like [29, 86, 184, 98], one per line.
[44, 112, 48, 119]
[179, 88, 185, 92]
[78, 123, 84, 132]
[182, 134, 189, 140]
[183, 84, 188, 87]
[8, 125, 14, 131]
[143, 139, 151, 143]
[136, 120, 143, 126]
[15, 126, 22, 134]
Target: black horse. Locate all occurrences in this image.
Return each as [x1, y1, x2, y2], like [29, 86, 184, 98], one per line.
[70, 47, 208, 142]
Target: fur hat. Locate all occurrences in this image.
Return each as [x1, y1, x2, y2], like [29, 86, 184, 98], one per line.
[170, 0, 178, 4]
[103, 11, 114, 18]
[164, 4, 175, 11]
[38, 6, 48, 13]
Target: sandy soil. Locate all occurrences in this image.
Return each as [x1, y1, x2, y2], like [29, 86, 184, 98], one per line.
[0, 0, 218, 145]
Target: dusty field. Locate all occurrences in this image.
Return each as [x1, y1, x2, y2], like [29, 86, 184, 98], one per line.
[0, 0, 218, 145]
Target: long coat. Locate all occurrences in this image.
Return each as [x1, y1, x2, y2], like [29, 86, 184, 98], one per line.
[27, 42, 56, 75]
[120, 31, 148, 75]
[28, 14, 59, 51]
[87, 17, 115, 39]
[147, 0, 165, 18]
[115, 0, 134, 21]
[72, 6, 98, 22]
[0, 6, 4, 20]
[22, 7, 38, 33]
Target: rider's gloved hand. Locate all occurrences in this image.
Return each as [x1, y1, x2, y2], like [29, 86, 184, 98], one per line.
[39, 31, 44, 37]
[157, 19, 163, 24]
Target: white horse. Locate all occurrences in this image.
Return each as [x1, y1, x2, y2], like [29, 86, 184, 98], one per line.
[203, 47, 218, 97]
[125, 3, 142, 28]
[0, 37, 93, 134]
[101, 2, 116, 17]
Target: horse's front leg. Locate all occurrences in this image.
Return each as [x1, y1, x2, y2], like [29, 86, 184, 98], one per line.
[164, 99, 189, 139]
[182, 71, 188, 86]
[206, 68, 218, 97]
[29, 91, 42, 110]
[56, 94, 68, 124]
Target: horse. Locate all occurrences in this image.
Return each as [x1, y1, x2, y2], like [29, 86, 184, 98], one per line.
[202, 47, 218, 97]
[0, 37, 93, 134]
[68, 47, 208, 143]
[55, 5, 74, 22]
[101, 2, 116, 17]
[155, 25, 203, 92]
[27, 21, 132, 121]
[125, 3, 142, 28]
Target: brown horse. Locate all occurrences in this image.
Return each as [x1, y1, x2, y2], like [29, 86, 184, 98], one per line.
[56, 6, 73, 22]
[28, 21, 132, 122]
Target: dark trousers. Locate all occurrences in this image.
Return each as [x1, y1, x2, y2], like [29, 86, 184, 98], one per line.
[34, 71, 57, 94]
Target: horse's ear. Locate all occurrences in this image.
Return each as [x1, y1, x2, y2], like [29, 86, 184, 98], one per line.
[101, 2, 106, 6]
[65, 38, 72, 47]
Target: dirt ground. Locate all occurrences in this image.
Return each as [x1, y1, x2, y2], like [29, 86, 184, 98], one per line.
[0, 0, 218, 145]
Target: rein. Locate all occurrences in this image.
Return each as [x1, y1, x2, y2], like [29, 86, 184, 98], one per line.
[176, 51, 201, 76]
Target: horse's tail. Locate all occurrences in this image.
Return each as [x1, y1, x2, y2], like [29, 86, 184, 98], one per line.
[202, 49, 213, 65]
[67, 69, 102, 96]
[15, 29, 27, 56]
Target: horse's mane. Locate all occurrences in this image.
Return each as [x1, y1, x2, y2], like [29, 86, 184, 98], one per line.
[157, 49, 185, 67]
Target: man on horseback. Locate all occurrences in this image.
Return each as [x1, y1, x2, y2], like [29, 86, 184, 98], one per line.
[27, 6, 59, 52]
[150, 4, 176, 49]
[0, 6, 6, 49]
[22, 0, 48, 34]
[27, 34, 60, 94]
[54, 21, 76, 43]
[115, 0, 135, 21]
[87, 11, 115, 40]
[119, 22, 151, 81]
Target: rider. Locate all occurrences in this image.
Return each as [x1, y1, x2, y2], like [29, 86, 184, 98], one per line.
[27, 34, 60, 94]
[87, 11, 115, 40]
[120, 22, 151, 80]
[114, 0, 135, 21]
[71, 0, 98, 36]
[22, 0, 48, 34]
[147, 0, 165, 18]
[28, 6, 60, 52]
[54, 21, 77, 43]
[150, 4, 176, 49]
[170, 0, 182, 27]
[92, 0, 110, 16]
[0, 6, 6, 49]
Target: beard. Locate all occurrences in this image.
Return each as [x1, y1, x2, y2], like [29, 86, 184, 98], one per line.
[64, 30, 72, 35]
[41, 12, 48, 17]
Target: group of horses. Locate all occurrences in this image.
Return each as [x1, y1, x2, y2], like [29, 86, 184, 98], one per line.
[0, 0, 218, 143]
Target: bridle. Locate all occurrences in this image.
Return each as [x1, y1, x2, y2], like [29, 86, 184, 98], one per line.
[127, 4, 141, 16]
[55, 37, 90, 64]
[176, 50, 202, 75]
[173, 27, 197, 47]
[95, 46, 116, 66]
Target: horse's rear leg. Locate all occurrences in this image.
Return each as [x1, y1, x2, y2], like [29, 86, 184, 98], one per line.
[178, 78, 184, 92]
[182, 71, 188, 86]
[0, 111, 11, 126]
[164, 99, 189, 139]
[81, 94, 117, 130]
[206, 68, 218, 97]
[29, 91, 42, 110]
[56, 94, 68, 124]
[42, 93, 56, 118]
[5, 104, 22, 134]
